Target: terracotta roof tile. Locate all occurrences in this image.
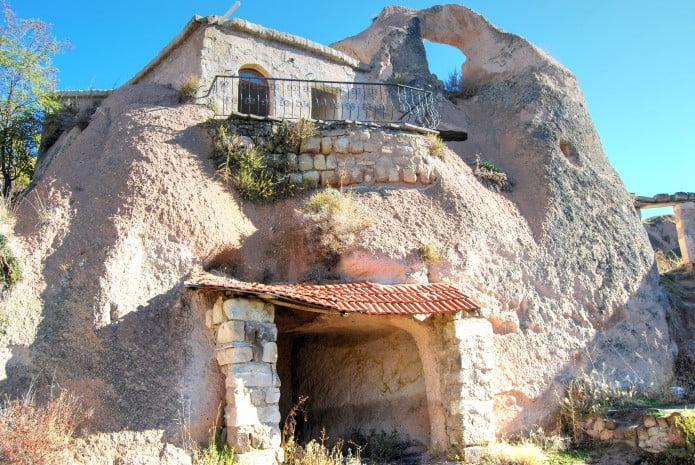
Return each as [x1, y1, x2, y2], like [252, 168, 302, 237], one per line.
[185, 274, 480, 315]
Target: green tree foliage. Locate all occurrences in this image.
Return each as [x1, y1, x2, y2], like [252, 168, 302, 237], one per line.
[0, 2, 68, 197]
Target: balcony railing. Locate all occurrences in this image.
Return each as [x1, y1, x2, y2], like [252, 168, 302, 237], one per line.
[201, 75, 440, 129]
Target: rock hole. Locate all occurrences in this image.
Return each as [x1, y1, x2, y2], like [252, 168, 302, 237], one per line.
[422, 40, 468, 96]
[559, 139, 581, 166]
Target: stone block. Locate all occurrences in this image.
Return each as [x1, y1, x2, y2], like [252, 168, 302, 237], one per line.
[380, 146, 393, 155]
[325, 154, 338, 170]
[321, 170, 339, 187]
[205, 310, 213, 329]
[349, 140, 364, 154]
[402, 168, 417, 183]
[223, 299, 273, 322]
[303, 170, 320, 186]
[399, 146, 415, 157]
[586, 429, 600, 439]
[225, 403, 257, 428]
[300, 137, 321, 154]
[286, 153, 298, 170]
[313, 154, 326, 170]
[262, 342, 278, 363]
[657, 418, 668, 428]
[266, 387, 281, 404]
[356, 130, 371, 141]
[461, 446, 484, 463]
[250, 388, 266, 405]
[236, 449, 281, 465]
[334, 137, 350, 153]
[289, 173, 304, 185]
[246, 322, 278, 343]
[258, 406, 281, 424]
[594, 419, 605, 432]
[637, 429, 649, 441]
[600, 430, 613, 440]
[229, 362, 274, 387]
[350, 168, 364, 184]
[298, 154, 314, 171]
[388, 167, 400, 183]
[217, 321, 246, 344]
[216, 345, 254, 365]
[374, 162, 391, 182]
[226, 426, 252, 452]
[212, 296, 226, 324]
[606, 420, 616, 430]
[320, 137, 333, 155]
[648, 427, 659, 437]
[644, 416, 656, 427]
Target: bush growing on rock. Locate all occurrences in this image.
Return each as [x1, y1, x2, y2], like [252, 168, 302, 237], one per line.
[301, 189, 373, 265]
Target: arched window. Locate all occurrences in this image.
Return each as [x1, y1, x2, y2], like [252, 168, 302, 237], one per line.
[238, 68, 269, 117]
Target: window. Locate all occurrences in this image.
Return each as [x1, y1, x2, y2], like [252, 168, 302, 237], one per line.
[238, 69, 269, 116]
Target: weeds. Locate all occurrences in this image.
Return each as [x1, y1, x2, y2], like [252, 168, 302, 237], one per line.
[474, 156, 509, 192]
[180, 75, 201, 102]
[0, 234, 21, 290]
[655, 250, 682, 274]
[675, 413, 695, 452]
[427, 133, 446, 158]
[301, 189, 373, 265]
[0, 387, 91, 465]
[349, 429, 404, 463]
[388, 73, 407, 85]
[212, 125, 296, 202]
[482, 441, 547, 465]
[418, 243, 442, 265]
[277, 119, 318, 155]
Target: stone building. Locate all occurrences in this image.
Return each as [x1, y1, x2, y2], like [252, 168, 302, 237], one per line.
[119, 13, 491, 465]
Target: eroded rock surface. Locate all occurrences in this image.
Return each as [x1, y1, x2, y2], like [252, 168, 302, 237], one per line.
[335, 4, 673, 433]
[0, 3, 675, 459]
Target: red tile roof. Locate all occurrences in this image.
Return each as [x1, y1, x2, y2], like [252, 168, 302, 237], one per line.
[185, 274, 480, 315]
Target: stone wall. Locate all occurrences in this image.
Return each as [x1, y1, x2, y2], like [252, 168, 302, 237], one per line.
[434, 314, 495, 461]
[583, 411, 686, 453]
[229, 117, 439, 187]
[205, 296, 282, 465]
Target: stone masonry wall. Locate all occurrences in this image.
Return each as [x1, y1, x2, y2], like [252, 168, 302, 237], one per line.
[229, 117, 438, 188]
[434, 314, 495, 461]
[583, 411, 686, 453]
[205, 295, 282, 465]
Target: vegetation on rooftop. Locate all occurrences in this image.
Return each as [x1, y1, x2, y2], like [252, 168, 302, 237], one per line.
[474, 155, 509, 192]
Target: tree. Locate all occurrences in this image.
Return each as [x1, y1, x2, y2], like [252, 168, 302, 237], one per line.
[0, 2, 68, 198]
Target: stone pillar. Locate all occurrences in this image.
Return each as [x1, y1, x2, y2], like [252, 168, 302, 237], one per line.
[674, 202, 695, 265]
[438, 315, 495, 462]
[206, 296, 282, 465]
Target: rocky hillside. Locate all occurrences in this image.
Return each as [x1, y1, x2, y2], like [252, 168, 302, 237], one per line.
[0, 4, 674, 462]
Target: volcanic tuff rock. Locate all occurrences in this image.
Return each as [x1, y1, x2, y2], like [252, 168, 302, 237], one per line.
[335, 4, 673, 432]
[0, 3, 674, 460]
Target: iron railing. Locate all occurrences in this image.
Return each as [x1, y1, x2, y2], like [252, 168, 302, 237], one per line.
[201, 75, 440, 129]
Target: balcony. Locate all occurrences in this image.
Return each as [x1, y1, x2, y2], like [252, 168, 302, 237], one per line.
[202, 75, 440, 130]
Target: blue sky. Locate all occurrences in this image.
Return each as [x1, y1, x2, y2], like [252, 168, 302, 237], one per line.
[12, 1, 694, 212]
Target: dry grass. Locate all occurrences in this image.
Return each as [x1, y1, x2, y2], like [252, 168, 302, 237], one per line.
[474, 157, 509, 192]
[427, 133, 446, 158]
[180, 75, 201, 102]
[301, 189, 374, 265]
[655, 250, 682, 274]
[482, 441, 547, 465]
[418, 243, 442, 264]
[0, 388, 91, 465]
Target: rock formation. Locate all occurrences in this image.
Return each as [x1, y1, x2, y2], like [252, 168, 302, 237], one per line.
[0, 4, 675, 462]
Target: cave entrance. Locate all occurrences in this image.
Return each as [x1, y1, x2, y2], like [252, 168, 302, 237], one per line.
[275, 307, 430, 456]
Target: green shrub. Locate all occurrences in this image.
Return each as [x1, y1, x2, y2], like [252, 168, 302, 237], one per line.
[474, 156, 509, 192]
[212, 125, 297, 202]
[427, 133, 446, 158]
[0, 234, 21, 290]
